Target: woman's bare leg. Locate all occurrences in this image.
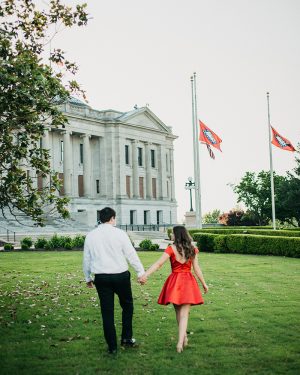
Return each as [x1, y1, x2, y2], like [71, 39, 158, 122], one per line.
[173, 304, 180, 325]
[173, 304, 188, 347]
[177, 304, 191, 352]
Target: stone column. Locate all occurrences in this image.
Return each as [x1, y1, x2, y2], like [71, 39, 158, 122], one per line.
[99, 136, 106, 197]
[170, 147, 176, 201]
[118, 137, 127, 198]
[131, 140, 138, 198]
[83, 134, 91, 197]
[63, 130, 73, 196]
[42, 128, 51, 188]
[158, 144, 167, 199]
[105, 127, 116, 199]
[145, 142, 152, 199]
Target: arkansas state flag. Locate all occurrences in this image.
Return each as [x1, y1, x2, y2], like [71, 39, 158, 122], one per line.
[271, 127, 295, 152]
[199, 120, 222, 151]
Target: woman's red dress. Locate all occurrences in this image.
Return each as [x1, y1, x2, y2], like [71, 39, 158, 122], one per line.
[157, 245, 204, 306]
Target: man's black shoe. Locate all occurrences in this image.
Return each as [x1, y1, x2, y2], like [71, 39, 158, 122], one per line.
[121, 338, 137, 347]
[108, 348, 117, 355]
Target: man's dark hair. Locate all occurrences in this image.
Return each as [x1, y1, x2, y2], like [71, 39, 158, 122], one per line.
[99, 207, 116, 223]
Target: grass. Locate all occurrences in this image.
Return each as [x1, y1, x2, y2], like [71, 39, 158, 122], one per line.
[0, 251, 299, 375]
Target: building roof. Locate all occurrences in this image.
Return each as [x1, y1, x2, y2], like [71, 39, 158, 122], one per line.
[63, 99, 176, 137]
[68, 96, 91, 108]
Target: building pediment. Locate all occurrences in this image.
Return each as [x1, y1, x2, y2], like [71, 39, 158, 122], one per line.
[117, 107, 171, 134]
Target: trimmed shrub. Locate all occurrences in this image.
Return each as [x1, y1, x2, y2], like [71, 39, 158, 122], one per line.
[61, 236, 73, 250]
[4, 243, 14, 250]
[191, 232, 300, 257]
[21, 237, 33, 250]
[47, 234, 62, 249]
[72, 235, 85, 248]
[189, 227, 272, 235]
[139, 239, 153, 250]
[192, 233, 217, 252]
[150, 243, 159, 251]
[34, 238, 48, 249]
[226, 234, 300, 258]
[167, 227, 173, 240]
[40, 234, 86, 250]
[213, 235, 228, 253]
[190, 228, 300, 237]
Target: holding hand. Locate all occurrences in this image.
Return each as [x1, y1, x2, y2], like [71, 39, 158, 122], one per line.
[202, 283, 209, 293]
[138, 274, 147, 285]
[86, 281, 94, 288]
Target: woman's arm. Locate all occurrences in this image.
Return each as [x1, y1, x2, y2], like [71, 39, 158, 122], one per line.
[192, 254, 209, 293]
[139, 253, 170, 283]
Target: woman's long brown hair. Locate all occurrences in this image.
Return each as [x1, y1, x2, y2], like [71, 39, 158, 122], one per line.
[173, 225, 195, 260]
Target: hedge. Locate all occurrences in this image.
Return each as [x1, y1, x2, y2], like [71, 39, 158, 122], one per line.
[192, 233, 217, 252]
[192, 233, 300, 258]
[189, 227, 272, 235]
[190, 228, 300, 237]
[225, 235, 300, 257]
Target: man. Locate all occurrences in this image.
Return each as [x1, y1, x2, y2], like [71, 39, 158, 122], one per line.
[83, 207, 145, 355]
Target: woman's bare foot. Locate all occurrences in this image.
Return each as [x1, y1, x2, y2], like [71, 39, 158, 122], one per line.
[176, 344, 183, 353]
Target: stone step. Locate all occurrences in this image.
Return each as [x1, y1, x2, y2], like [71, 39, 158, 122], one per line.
[127, 231, 168, 242]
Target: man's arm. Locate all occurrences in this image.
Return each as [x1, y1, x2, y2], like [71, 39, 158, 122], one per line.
[121, 232, 145, 277]
[83, 237, 93, 286]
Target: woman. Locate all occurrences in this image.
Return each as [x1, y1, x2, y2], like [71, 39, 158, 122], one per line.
[140, 225, 208, 352]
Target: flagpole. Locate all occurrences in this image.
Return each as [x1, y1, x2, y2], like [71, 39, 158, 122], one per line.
[190, 76, 198, 226]
[193, 72, 202, 229]
[267, 92, 276, 230]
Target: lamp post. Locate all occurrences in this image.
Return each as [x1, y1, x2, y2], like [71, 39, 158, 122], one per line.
[185, 177, 195, 212]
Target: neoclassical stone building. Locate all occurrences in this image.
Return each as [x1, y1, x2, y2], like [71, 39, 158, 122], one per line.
[42, 98, 177, 227]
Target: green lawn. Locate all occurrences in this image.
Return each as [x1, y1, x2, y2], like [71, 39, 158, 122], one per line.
[0, 251, 299, 375]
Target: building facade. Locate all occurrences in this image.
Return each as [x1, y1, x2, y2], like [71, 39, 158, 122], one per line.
[42, 98, 177, 227]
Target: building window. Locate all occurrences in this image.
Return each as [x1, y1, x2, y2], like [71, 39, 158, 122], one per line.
[125, 145, 129, 165]
[151, 149, 155, 168]
[167, 180, 169, 197]
[78, 175, 84, 197]
[130, 210, 136, 225]
[138, 147, 143, 166]
[152, 177, 157, 199]
[144, 210, 150, 225]
[96, 180, 100, 194]
[80, 143, 83, 164]
[126, 175, 131, 197]
[139, 177, 144, 198]
[156, 210, 163, 225]
[60, 140, 64, 162]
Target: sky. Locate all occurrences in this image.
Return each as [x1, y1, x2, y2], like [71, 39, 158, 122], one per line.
[50, 0, 299, 222]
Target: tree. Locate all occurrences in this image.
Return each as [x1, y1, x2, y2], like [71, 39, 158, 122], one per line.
[232, 171, 287, 226]
[219, 209, 260, 226]
[0, 0, 88, 225]
[276, 145, 300, 227]
[219, 209, 243, 226]
[202, 209, 221, 224]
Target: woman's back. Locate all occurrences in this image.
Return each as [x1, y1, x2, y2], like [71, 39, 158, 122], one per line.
[166, 245, 198, 273]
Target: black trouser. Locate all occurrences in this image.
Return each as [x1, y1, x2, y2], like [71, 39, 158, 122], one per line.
[94, 271, 133, 351]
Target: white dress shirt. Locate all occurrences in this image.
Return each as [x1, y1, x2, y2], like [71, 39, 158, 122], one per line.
[83, 223, 145, 282]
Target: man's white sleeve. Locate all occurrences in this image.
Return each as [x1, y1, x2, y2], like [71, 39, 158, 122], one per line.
[122, 233, 145, 277]
[83, 237, 92, 282]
